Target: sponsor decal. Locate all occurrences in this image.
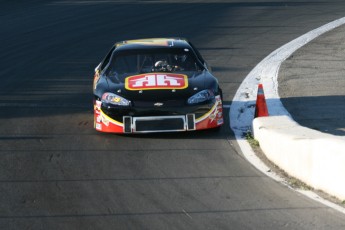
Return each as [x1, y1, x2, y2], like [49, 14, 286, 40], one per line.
[117, 39, 170, 47]
[96, 115, 102, 123]
[125, 73, 188, 90]
[94, 100, 102, 114]
[93, 72, 100, 90]
[101, 114, 109, 126]
[96, 123, 102, 130]
[209, 114, 216, 120]
[195, 94, 224, 130]
[217, 119, 224, 125]
[154, 102, 164, 107]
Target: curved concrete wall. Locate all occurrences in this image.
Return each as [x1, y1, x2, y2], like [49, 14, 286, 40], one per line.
[253, 116, 345, 200]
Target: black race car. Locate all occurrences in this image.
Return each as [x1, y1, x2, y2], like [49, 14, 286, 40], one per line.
[93, 38, 223, 133]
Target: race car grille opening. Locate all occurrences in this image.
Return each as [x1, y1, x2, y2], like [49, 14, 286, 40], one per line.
[133, 116, 186, 133]
[123, 116, 132, 133]
[186, 114, 196, 130]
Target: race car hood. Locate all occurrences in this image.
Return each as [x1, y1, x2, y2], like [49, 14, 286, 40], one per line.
[105, 70, 218, 101]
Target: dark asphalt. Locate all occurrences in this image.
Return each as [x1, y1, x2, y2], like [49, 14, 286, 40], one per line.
[1, 1, 345, 229]
[279, 24, 345, 136]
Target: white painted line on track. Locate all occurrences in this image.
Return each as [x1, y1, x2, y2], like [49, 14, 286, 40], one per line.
[229, 17, 345, 214]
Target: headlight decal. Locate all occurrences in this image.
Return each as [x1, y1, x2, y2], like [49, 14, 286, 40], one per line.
[101, 92, 131, 106]
[187, 89, 215, 104]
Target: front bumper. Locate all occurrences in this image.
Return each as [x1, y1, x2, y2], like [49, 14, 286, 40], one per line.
[94, 95, 223, 133]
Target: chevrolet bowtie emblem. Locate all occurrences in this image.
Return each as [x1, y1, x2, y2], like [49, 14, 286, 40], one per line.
[154, 102, 164, 107]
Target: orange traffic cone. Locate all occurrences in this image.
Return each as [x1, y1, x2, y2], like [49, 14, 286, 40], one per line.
[254, 84, 269, 117]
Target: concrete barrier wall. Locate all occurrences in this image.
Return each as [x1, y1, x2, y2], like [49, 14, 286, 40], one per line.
[253, 116, 345, 201]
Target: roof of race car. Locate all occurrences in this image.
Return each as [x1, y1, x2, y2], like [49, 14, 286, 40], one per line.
[114, 38, 191, 50]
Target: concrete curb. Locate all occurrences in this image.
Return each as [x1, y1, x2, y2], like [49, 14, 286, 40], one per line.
[230, 17, 345, 202]
[253, 116, 345, 200]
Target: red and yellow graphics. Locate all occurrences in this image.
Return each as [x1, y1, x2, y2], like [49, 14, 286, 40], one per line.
[94, 100, 124, 133]
[93, 71, 100, 90]
[125, 73, 188, 90]
[195, 95, 224, 130]
[116, 38, 173, 47]
[93, 95, 223, 133]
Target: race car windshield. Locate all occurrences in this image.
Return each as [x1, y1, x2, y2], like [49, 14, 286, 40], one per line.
[104, 48, 204, 78]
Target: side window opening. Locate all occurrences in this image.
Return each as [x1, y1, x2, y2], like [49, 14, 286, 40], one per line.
[188, 42, 206, 64]
[100, 46, 115, 71]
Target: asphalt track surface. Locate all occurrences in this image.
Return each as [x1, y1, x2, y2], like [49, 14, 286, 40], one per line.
[1, 1, 345, 229]
[279, 24, 345, 136]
